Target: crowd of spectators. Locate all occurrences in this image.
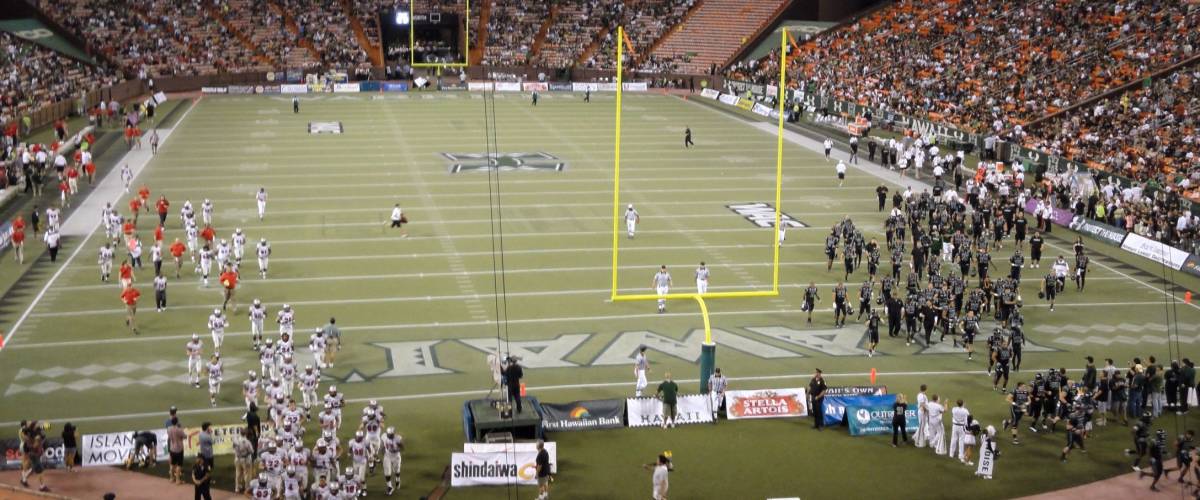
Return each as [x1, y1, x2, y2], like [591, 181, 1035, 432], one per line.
[1025, 68, 1198, 197]
[482, 0, 548, 67]
[585, 0, 694, 72]
[1, 32, 121, 130]
[219, 0, 318, 70]
[735, 0, 1200, 135]
[538, 0, 613, 69]
[283, 0, 373, 72]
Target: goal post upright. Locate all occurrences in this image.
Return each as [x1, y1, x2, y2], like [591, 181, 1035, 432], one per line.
[609, 29, 789, 392]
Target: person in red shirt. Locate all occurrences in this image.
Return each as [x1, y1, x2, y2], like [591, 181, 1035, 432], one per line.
[200, 225, 216, 246]
[155, 195, 169, 226]
[66, 165, 79, 195]
[58, 179, 70, 208]
[220, 265, 239, 312]
[129, 197, 142, 224]
[169, 238, 187, 278]
[138, 186, 151, 212]
[11, 215, 25, 263]
[119, 260, 135, 289]
[121, 285, 141, 334]
[122, 220, 136, 241]
[85, 162, 96, 185]
[154, 224, 164, 244]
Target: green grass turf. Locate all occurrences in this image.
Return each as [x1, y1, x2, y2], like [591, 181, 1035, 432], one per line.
[0, 92, 1198, 499]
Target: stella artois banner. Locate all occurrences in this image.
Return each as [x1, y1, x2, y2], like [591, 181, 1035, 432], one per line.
[724, 388, 808, 420]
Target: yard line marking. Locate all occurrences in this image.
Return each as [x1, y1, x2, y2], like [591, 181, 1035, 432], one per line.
[159, 183, 872, 196]
[0, 367, 1086, 428]
[0, 99, 200, 353]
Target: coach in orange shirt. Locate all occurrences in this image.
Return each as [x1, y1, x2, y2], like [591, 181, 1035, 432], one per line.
[129, 197, 142, 224]
[122, 285, 141, 334]
[220, 265, 239, 312]
[169, 238, 187, 278]
[156, 195, 170, 226]
[11, 215, 25, 264]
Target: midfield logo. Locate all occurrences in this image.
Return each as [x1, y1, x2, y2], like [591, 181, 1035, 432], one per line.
[442, 152, 566, 174]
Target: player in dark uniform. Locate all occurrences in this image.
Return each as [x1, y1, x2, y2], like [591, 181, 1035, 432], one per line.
[1029, 231, 1044, 267]
[1075, 253, 1090, 292]
[802, 282, 820, 324]
[825, 231, 839, 271]
[949, 272, 965, 314]
[865, 311, 881, 358]
[832, 282, 849, 328]
[1003, 381, 1031, 445]
[1013, 214, 1028, 250]
[903, 296, 919, 346]
[1009, 311, 1026, 371]
[880, 275, 895, 303]
[890, 244, 904, 281]
[1041, 370, 1062, 431]
[1140, 429, 1169, 490]
[867, 242, 881, 279]
[843, 242, 856, 280]
[985, 328, 1001, 374]
[957, 245, 973, 278]
[979, 277, 995, 315]
[919, 300, 937, 346]
[876, 185, 888, 211]
[1040, 272, 1057, 312]
[1128, 412, 1152, 471]
[1009, 249, 1024, 282]
[1028, 373, 1045, 431]
[857, 279, 874, 320]
[976, 248, 993, 281]
[886, 296, 902, 338]
[1060, 407, 1088, 462]
[961, 311, 978, 360]
[683, 127, 693, 148]
[992, 337, 1013, 392]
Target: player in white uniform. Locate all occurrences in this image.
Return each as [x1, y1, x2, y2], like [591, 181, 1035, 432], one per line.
[198, 244, 213, 286]
[102, 203, 117, 240]
[624, 204, 639, 239]
[259, 442, 284, 493]
[694, 262, 709, 294]
[208, 308, 227, 352]
[120, 164, 132, 192]
[233, 228, 247, 266]
[257, 238, 271, 278]
[288, 442, 310, 496]
[310, 476, 331, 500]
[185, 224, 199, 262]
[309, 328, 328, 369]
[98, 243, 114, 282]
[216, 239, 230, 270]
[276, 332, 295, 375]
[311, 439, 336, 485]
[249, 299, 267, 350]
[256, 188, 268, 221]
[45, 207, 60, 230]
[325, 386, 345, 428]
[260, 339, 276, 382]
[322, 430, 342, 472]
[249, 473, 274, 500]
[634, 346, 649, 397]
[243, 371, 260, 409]
[280, 354, 296, 395]
[201, 198, 214, 226]
[318, 404, 339, 435]
[360, 409, 383, 473]
[205, 354, 223, 407]
[300, 365, 320, 417]
[281, 466, 303, 500]
[180, 200, 193, 226]
[186, 333, 203, 388]
[277, 304, 295, 337]
[382, 427, 404, 495]
[348, 432, 368, 495]
[652, 265, 672, 313]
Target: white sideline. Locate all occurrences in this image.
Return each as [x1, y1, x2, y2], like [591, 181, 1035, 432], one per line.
[0, 99, 199, 352]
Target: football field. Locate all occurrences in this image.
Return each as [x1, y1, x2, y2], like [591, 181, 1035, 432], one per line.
[2, 91, 1200, 499]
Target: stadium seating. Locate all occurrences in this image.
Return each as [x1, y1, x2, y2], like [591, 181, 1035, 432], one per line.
[537, 0, 611, 69]
[0, 32, 121, 126]
[482, 0, 548, 67]
[650, 0, 787, 75]
[587, 0, 695, 72]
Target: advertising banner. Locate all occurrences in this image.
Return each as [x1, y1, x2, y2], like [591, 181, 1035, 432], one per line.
[1182, 254, 1200, 279]
[468, 81, 494, 91]
[751, 103, 773, 117]
[441, 81, 467, 91]
[280, 84, 309, 93]
[333, 83, 360, 93]
[153, 92, 168, 104]
[450, 451, 539, 487]
[541, 399, 624, 431]
[846, 395, 920, 436]
[700, 88, 720, 99]
[718, 94, 740, 106]
[382, 82, 409, 92]
[180, 424, 240, 458]
[0, 221, 12, 252]
[736, 98, 754, 111]
[81, 430, 168, 467]
[413, 77, 429, 88]
[572, 82, 599, 92]
[725, 388, 808, 420]
[463, 442, 557, 473]
[1023, 199, 1073, 227]
[548, 82, 573, 91]
[359, 81, 382, 92]
[622, 82, 648, 92]
[1121, 233, 1190, 271]
[1068, 218, 1128, 247]
[285, 69, 303, 83]
[0, 437, 65, 471]
[522, 82, 548, 92]
[824, 386, 887, 397]
[200, 87, 227, 94]
[626, 395, 713, 428]
[495, 82, 521, 92]
[597, 82, 618, 91]
[228, 86, 255, 94]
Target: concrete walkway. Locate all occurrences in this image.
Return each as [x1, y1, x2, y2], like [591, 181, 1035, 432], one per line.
[0, 468, 240, 500]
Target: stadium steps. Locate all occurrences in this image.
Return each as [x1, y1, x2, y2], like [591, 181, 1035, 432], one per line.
[528, 5, 559, 61]
[269, 2, 324, 62]
[575, 25, 610, 67]
[650, 0, 787, 74]
[338, 0, 382, 66]
[203, 3, 277, 66]
[718, 0, 796, 69]
[633, 0, 705, 67]
[471, 0, 492, 65]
